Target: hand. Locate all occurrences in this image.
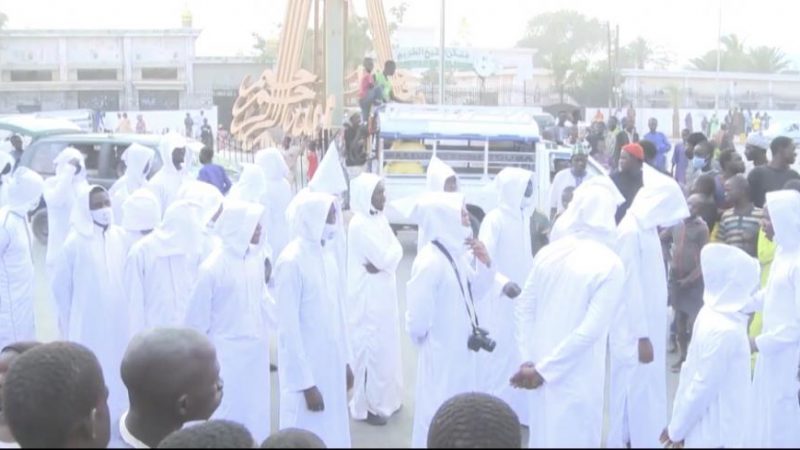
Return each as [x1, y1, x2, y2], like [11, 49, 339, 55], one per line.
[502, 282, 521, 299]
[509, 362, 544, 390]
[364, 262, 380, 274]
[346, 365, 354, 391]
[467, 239, 491, 267]
[638, 338, 654, 364]
[303, 386, 325, 412]
[659, 428, 684, 448]
[749, 337, 758, 354]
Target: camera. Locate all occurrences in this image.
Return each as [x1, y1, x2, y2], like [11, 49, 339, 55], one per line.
[467, 327, 496, 353]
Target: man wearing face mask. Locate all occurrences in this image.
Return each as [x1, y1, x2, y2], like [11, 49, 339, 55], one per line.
[51, 184, 130, 428]
[110, 143, 154, 225]
[476, 168, 530, 425]
[406, 192, 517, 448]
[346, 174, 404, 426]
[126, 200, 205, 337]
[549, 149, 595, 220]
[0, 169, 44, 349]
[275, 191, 353, 448]
[185, 200, 275, 443]
[148, 133, 190, 216]
[43, 147, 89, 271]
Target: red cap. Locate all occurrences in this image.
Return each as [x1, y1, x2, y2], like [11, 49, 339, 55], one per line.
[622, 143, 644, 161]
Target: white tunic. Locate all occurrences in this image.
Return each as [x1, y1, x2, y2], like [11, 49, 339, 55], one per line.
[184, 201, 273, 443]
[476, 167, 533, 424]
[406, 192, 497, 448]
[147, 133, 190, 216]
[109, 143, 154, 224]
[255, 148, 293, 259]
[748, 190, 800, 448]
[548, 167, 596, 214]
[668, 243, 760, 448]
[275, 192, 352, 449]
[416, 156, 458, 253]
[43, 148, 88, 268]
[346, 174, 404, 420]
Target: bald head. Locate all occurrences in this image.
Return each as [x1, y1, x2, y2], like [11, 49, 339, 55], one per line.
[121, 328, 222, 424]
[723, 174, 750, 206]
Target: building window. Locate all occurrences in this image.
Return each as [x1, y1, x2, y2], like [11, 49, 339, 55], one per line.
[139, 90, 180, 110]
[77, 69, 118, 81]
[9, 70, 53, 82]
[141, 68, 178, 80]
[78, 91, 120, 111]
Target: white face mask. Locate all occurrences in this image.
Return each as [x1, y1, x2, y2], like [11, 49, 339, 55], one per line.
[323, 223, 337, 241]
[91, 207, 114, 227]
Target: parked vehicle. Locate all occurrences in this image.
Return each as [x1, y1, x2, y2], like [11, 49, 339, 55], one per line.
[0, 116, 84, 146]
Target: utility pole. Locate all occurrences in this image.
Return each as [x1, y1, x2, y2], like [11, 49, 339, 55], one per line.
[714, 0, 722, 114]
[607, 22, 613, 117]
[615, 25, 620, 110]
[325, 0, 345, 126]
[439, 0, 446, 105]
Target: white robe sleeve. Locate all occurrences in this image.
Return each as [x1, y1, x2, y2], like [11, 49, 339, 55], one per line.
[618, 232, 650, 340]
[478, 215, 511, 294]
[353, 221, 403, 273]
[755, 268, 800, 354]
[0, 226, 10, 257]
[667, 330, 731, 441]
[516, 265, 539, 363]
[43, 173, 75, 209]
[184, 263, 215, 335]
[406, 251, 441, 346]
[536, 263, 625, 383]
[51, 237, 76, 339]
[123, 249, 146, 335]
[275, 258, 316, 391]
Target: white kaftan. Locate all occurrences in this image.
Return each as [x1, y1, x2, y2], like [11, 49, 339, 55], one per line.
[109, 143, 155, 224]
[148, 133, 190, 216]
[255, 148, 293, 259]
[43, 147, 88, 268]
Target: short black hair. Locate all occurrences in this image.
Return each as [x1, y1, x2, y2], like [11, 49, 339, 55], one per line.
[261, 428, 326, 448]
[770, 136, 794, 154]
[200, 147, 214, 164]
[640, 139, 657, 161]
[427, 392, 521, 449]
[686, 132, 708, 149]
[3, 342, 105, 449]
[718, 148, 738, 169]
[1, 341, 40, 355]
[9, 135, 22, 148]
[384, 60, 396, 72]
[158, 420, 254, 448]
[784, 179, 800, 193]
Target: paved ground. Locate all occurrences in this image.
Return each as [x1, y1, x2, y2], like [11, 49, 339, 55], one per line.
[31, 230, 679, 448]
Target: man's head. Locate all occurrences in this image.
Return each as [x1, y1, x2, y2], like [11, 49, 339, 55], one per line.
[157, 420, 254, 449]
[121, 329, 222, 431]
[623, 117, 635, 132]
[648, 118, 658, 133]
[443, 175, 458, 193]
[724, 174, 750, 206]
[349, 112, 361, 127]
[745, 134, 769, 162]
[693, 141, 715, 171]
[9, 135, 22, 152]
[681, 128, 690, 143]
[619, 143, 644, 173]
[0, 342, 40, 414]
[427, 392, 521, 448]
[3, 342, 110, 449]
[371, 180, 386, 212]
[384, 60, 397, 76]
[719, 149, 745, 176]
[570, 152, 588, 177]
[640, 139, 657, 165]
[185, 113, 190, 118]
[685, 132, 708, 160]
[686, 193, 706, 219]
[203, 118, 208, 125]
[607, 116, 618, 131]
[261, 428, 326, 449]
[691, 173, 717, 197]
[363, 57, 374, 73]
[199, 147, 214, 165]
[172, 146, 187, 171]
[89, 186, 112, 228]
[770, 136, 796, 166]
[123, 113, 128, 119]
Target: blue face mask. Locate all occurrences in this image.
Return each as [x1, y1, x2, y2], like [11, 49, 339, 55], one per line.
[692, 157, 706, 170]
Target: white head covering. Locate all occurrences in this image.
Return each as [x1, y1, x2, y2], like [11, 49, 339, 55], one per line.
[121, 143, 154, 185]
[177, 180, 225, 226]
[53, 147, 87, 181]
[120, 189, 161, 232]
[494, 167, 534, 213]
[288, 191, 336, 244]
[216, 200, 265, 257]
[151, 200, 203, 257]
[550, 176, 625, 244]
[255, 148, 290, 181]
[157, 133, 187, 175]
[765, 189, 800, 251]
[5, 168, 44, 214]
[411, 192, 467, 254]
[228, 163, 267, 203]
[628, 165, 690, 230]
[71, 184, 107, 237]
[350, 173, 382, 216]
[701, 243, 761, 314]
[426, 156, 458, 192]
[308, 142, 347, 195]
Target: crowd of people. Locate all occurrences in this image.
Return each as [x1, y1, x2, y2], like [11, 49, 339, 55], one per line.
[1, 112, 800, 449]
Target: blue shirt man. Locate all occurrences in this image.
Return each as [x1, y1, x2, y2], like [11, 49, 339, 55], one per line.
[643, 117, 671, 172]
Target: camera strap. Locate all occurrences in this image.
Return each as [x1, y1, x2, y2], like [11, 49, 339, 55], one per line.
[431, 240, 480, 331]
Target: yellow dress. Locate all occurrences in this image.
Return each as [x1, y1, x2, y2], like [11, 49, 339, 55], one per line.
[750, 228, 776, 368]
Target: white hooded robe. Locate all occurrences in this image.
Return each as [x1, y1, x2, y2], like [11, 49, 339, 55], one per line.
[255, 148, 293, 259]
[148, 133, 190, 216]
[43, 147, 88, 268]
[118, 188, 161, 255]
[416, 156, 458, 253]
[109, 143, 154, 224]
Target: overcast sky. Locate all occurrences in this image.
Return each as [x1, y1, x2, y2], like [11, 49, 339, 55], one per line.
[2, 0, 798, 69]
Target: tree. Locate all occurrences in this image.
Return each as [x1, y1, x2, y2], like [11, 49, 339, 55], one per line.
[748, 46, 790, 73]
[619, 37, 672, 70]
[517, 10, 605, 104]
[251, 33, 278, 65]
[0, 12, 7, 29]
[689, 34, 791, 73]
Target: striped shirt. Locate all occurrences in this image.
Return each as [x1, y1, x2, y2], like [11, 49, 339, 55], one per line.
[716, 206, 764, 257]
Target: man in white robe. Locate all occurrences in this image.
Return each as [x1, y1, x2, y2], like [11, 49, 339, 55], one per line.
[126, 200, 204, 336]
[255, 148, 293, 259]
[177, 180, 224, 261]
[43, 147, 88, 270]
[607, 166, 690, 449]
[511, 176, 626, 448]
[747, 189, 800, 447]
[51, 184, 129, 424]
[0, 169, 44, 348]
[663, 243, 759, 448]
[118, 188, 161, 255]
[109, 143, 154, 224]
[184, 200, 274, 443]
[275, 191, 353, 449]
[347, 174, 404, 426]
[227, 163, 267, 204]
[148, 133, 190, 216]
[415, 156, 458, 253]
[476, 167, 533, 424]
[406, 192, 515, 448]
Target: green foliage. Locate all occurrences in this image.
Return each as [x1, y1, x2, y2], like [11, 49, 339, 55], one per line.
[689, 34, 790, 73]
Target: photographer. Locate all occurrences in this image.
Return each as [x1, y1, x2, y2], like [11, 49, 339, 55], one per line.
[406, 192, 519, 449]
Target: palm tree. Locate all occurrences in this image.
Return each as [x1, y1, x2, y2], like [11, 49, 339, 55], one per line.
[0, 12, 7, 29]
[748, 46, 790, 73]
